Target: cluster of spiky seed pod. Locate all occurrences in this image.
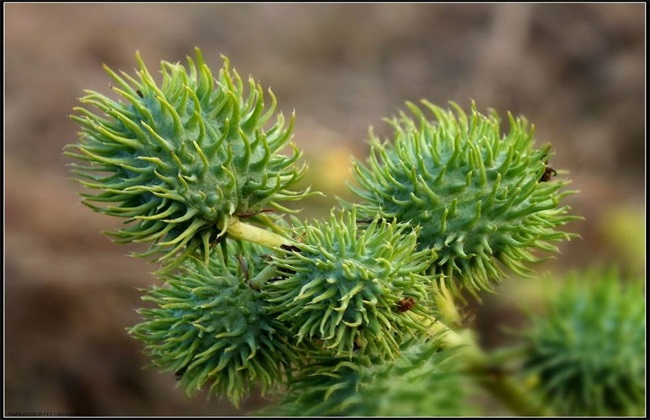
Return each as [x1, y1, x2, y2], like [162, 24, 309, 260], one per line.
[66, 48, 597, 415]
[519, 269, 645, 416]
[130, 207, 444, 406]
[347, 101, 578, 297]
[66, 47, 307, 271]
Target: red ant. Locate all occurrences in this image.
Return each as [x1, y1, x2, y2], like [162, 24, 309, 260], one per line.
[539, 165, 557, 182]
[396, 297, 416, 312]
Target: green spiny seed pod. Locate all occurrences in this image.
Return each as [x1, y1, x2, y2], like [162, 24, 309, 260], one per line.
[263, 336, 476, 416]
[65, 47, 308, 270]
[520, 269, 645, 416]
[347, 100, 579, 297]
[264, 208, 437, 360]
[129, 241, 303, 407]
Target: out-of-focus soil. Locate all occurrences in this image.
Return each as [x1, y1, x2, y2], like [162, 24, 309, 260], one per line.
[4, 3, 645, 416]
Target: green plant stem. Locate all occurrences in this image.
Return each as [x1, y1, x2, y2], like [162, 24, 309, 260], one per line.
[422, 312, 549, 416]
[249, 264, 279, 290]
[472, 368, 550, 416]
[221, 217, 292, 249]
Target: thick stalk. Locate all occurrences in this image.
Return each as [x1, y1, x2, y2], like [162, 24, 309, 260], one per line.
[221, 217, 292, 249]
[423, 290, 550, 416]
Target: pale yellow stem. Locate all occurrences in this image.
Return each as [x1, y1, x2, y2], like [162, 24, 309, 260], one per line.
[221, 217, 292, 249]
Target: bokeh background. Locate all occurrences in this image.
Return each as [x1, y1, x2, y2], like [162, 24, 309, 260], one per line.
[4, 3, 645, 416]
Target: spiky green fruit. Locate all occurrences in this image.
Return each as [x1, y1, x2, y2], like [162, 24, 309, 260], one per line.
[263, 336, 476, 416]
[520, 269, 645, 416]
[66, 47, 308, 270]
[348, 100, 578, 297]
[264, 208, 437, 360]
[129, 241, 303, 407]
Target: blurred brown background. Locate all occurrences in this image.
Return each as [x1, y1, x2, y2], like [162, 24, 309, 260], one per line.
[4, 3, 645, 416]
